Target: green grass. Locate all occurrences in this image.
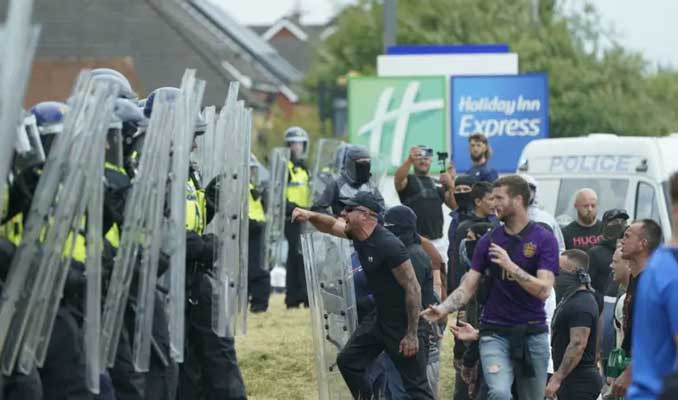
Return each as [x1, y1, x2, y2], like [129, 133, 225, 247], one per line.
[236, 294, 457, 399]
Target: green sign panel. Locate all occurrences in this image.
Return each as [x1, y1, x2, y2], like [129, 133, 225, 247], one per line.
[348, 76, 447, 172]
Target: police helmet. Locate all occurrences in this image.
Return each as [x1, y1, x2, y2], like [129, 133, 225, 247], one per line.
[30, 101, 69, 136]
[284, 126, 309, 159]
[91, 68, 137, 99]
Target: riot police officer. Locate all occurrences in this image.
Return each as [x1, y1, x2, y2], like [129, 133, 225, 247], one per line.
[283, 127, 311, 309]
[248, 155, 270, 313]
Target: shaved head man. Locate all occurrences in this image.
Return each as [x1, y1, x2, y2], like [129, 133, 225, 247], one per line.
[562, 188, 603, 251]
[574, 189, 598, 227]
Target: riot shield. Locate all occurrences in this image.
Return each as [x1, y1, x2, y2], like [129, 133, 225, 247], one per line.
[100, 87, 175, 369]
[301, 226, 358, 400]
[157, 70, 205, 367]
[262, 147, 290, 272]
[0, 0, 40, 217]
[234, 104, 252, 336]
[310, 138, 346, 209]
[210, 93, 250, 338]
[0, 72, 117, 379]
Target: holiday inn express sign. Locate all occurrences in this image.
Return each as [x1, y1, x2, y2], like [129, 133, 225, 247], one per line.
[348, 73, 548, 173]
[348, 76, 447, 169]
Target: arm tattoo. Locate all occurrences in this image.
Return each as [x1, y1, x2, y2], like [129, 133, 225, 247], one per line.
[511, 267, 532, 282]
[392, 261, 422, 336]
[441, 287, 468, 314]
[555, 326, 590, 379]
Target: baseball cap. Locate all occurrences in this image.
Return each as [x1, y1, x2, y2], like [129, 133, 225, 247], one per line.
[343, 191, 384, 215]
[602, 209, 629, 223]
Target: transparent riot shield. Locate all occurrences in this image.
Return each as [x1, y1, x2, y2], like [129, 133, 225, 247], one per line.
[0, 74, 117, 378]
[211, 95, 248, 338]
[301, 226, 358, 400]
[234, 105, 252, 336]
[155, 70, 205, 367]
[262, 147, 290, 272]
[310, 138, 346, 209]
[100, 88, 175, 369]
[0, 0, 40, 217]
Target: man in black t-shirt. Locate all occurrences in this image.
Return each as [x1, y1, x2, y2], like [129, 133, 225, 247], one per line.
[562, 188, 603, 251]
[292, 192, 435, 399]
[394, 146, 454, 241]
[547, 249, 602, 400]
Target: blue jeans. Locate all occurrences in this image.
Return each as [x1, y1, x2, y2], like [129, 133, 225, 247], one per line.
[479, 332, 549, 400]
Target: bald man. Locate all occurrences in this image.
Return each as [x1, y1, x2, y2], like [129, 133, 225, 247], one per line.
[562, 189, 603, 251]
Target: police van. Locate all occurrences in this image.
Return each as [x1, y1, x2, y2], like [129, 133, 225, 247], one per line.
[517, 133, 678, 239]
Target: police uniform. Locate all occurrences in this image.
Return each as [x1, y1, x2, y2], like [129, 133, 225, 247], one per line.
[178, 174, 247, 400]
[248, 183, 269, 312]
[284, 160, 310, 308]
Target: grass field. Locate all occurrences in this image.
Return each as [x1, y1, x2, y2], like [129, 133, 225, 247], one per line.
[236, 293, 457, 399]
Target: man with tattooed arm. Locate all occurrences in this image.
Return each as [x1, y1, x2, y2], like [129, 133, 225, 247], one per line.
[292, 191, 435, 399]
[421, 175, 559, 400]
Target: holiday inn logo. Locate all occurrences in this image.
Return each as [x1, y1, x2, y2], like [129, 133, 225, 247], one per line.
[348, 77, 446, 169]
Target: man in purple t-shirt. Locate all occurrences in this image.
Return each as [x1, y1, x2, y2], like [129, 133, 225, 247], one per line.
[421, 175, 559, 400]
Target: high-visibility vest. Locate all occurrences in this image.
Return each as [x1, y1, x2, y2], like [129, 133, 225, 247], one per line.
[286, 161, 310, 208]
[186, 179, 206, 234]
[248, 183, 265, 222]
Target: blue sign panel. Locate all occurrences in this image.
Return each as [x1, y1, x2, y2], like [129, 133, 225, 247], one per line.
[451, 74, 549, 173]
[387, 44, 509, 55]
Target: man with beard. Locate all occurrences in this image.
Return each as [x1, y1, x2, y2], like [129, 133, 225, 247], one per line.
[466, 133, 498, 183]
[394, 146, 455, 256]
[422, 175, 558, 400]
[610, 219, 662, 398]
[562, 189, 603, 251]
[292, 192, 434, 399]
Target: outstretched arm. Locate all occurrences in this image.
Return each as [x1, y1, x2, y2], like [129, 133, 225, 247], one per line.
[420, 269, 480, 322]
[291, 208, 346, 238]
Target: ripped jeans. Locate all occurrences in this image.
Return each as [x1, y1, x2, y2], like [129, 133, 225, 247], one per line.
[478, 332, 549, 400]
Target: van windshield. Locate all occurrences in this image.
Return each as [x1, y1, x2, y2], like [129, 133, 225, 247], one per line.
[554, 178, 629, 226]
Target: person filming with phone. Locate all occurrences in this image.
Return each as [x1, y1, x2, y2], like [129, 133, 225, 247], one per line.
[395, 145, 455, 262]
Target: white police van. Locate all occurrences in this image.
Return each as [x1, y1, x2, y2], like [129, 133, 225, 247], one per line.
[517, 133, 678, 239]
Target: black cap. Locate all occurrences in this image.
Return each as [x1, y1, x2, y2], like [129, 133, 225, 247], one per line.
[343, 191, 384, 214]
[602, 209, 629, 223]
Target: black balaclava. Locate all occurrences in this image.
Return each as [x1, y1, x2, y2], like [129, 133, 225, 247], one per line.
[454, 174, 477, 211]
[384, 205, 419, 246]
[343, 145, 371, 184]
[555, 269, 592, 304]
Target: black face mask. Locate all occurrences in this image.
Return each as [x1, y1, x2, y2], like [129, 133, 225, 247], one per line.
[385, 224, 419, 247]
[555, 270, 591, 303]
[354, 160, 371, 183]
[602, 220, 626, 241]
[454, 192, 473, 211]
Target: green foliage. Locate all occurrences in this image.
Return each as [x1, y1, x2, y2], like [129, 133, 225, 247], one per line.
[252, 103, 331, 167]
[307, 0, 678, 137]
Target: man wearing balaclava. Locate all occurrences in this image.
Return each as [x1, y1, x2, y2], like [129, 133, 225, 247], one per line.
[548, 249, 602, 400]
[384, 205, 438, 396]
[312, 144, 384, 216]
[586, 209, 628, 369]
[445, 174, 477, 295]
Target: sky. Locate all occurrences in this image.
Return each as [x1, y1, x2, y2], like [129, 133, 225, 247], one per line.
[210, 0, 678, 68]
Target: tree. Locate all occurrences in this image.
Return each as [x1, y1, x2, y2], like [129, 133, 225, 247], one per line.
[307, 0, 678, 137]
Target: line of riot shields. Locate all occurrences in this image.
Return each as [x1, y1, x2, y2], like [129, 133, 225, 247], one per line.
[0, 7, 253, 391]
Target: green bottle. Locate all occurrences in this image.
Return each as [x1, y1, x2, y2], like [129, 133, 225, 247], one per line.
[606, 348, 631, 399]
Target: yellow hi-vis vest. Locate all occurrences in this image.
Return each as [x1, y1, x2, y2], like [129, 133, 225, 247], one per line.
[286, 161, 310, 208]
[248, 184, 265, 222]
[186, 179, 206, 234]
[1, 186, 23, 246]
